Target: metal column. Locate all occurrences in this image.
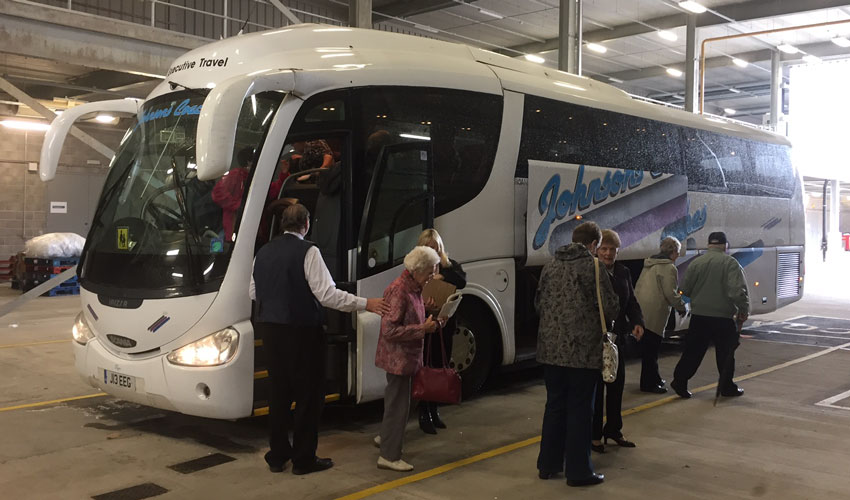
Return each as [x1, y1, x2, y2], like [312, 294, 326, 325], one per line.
[770, 50, 782, 132]
[829, 179, 841, 243]
[559, 0, 581, 74]
[685, 14, 697, 112]
[349, 0, 372, 29]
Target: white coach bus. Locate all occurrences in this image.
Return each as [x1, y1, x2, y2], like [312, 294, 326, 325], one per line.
[40, 24, 804, 419]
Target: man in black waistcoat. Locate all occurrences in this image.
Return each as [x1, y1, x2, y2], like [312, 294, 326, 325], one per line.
[251, 203, 388, 475]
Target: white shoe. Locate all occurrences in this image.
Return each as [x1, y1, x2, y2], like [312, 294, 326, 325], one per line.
[373, 435, 381, 448]
[377, 456, 413, 472]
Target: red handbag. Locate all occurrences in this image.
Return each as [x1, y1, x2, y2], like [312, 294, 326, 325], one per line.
[412, 327, 462, 405]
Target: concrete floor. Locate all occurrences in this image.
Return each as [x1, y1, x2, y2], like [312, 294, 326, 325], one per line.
[2, 267, 850, 499]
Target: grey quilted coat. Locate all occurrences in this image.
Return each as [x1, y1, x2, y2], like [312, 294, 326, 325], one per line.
[535, 243, 620, 369]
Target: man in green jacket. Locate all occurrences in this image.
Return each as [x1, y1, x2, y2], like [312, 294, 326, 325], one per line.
[670, 232, 749, 399]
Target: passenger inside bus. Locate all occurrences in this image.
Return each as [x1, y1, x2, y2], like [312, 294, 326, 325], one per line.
[212, 146, 254, 242]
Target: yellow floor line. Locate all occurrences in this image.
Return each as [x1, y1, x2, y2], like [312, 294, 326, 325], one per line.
[335, 339, 850, 500]
[0, 392, 108, 413]
[0, 339, 71, 349]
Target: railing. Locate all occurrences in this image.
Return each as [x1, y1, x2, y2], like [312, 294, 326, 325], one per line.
[29, 0, 343, 40]
[628, 93, 770, 131]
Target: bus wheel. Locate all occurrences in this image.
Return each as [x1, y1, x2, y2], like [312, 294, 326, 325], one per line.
[451, 301, 497, 396]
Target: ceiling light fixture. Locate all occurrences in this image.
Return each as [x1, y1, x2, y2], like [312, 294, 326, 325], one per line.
[777, 43, 799, 54]
[413, 23, 439, 33]
[728, 87, 741, 93]
[732, 58, 748, 68]
[658, 30, 678, 42]
[586, 42, 607, 54]
[724, 108, 736, 115]
[831, 36, 850, 48]
[679, 1, 707, 14]
[524, 54, 546, 64]
[608, 77, 624, 83]
[0, 119, 50, 131]
[478, 9, 504, 20]
[95, 114, 116, 123]
[666, 67, 683, 77]
[803, 54, 821, 63]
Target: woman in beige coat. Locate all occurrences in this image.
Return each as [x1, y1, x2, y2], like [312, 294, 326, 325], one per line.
[633, 237, 687, 393]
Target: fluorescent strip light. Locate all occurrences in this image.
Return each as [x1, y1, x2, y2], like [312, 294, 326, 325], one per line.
[399, 133, 431, 141]
[679, 1, 707, 14]
[666, 67, 683, 77]
[95, 114, 116, 123]
[524, 54, 546, 64]
[728, 87, 741, 93]
[608, 77, 624, 83]
[586, 43, 607, 54]
[478, 9, 504, 20]
[831, 36, 850, 48]
[413, 23, 439, 33]
[0, 120, 50, 131]
[777, 43, 798, 54]
[658, 30, 678, 42]
[732, 58, 748, 68]
[803, 54, 821, 64]
[724, 108, 736, 115]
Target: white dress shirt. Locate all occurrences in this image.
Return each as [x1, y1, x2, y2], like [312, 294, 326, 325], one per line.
[249, 231, 366, 312]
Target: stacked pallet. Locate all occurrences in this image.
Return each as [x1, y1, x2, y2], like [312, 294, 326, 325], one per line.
[22, 257, 80, 296]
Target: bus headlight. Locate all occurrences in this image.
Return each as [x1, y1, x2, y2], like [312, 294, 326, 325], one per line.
[72, 312, 94, 344]
[166, 328, 239, 366]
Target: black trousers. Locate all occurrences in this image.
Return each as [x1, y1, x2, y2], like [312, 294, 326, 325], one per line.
[255, 321, 327, 468]
[639, 330, 664, 389]
[592, 335, 626, 440]
[538, 365, 598, 481]
[424, 322, 454, 368]
[673, 314, 739, 391]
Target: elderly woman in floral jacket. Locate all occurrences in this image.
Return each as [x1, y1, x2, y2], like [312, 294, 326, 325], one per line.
[375, 246, 442, 472]
[535, 221, 619, 488]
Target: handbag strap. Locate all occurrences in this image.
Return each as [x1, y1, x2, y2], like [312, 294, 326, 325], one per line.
[594, 257, 607, 337]
[423, 324, 451, 369]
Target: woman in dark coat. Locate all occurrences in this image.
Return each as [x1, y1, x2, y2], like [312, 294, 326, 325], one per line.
[592, 229, 645, 452]
[416, 228, 466, 434]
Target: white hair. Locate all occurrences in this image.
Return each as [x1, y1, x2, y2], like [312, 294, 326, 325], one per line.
[404, 246, 440, 274]
[659, 236, 681, 257]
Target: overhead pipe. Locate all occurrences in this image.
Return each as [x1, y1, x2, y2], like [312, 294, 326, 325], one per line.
[699, 18, 850, 114]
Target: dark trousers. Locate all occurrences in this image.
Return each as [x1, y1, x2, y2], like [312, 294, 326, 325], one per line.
[592, 336, 626, 440]
[673, 314, 739, 391]
[424, 323, 454, 368]
[255, 321, 327, 468]
[538, 365, 598, 481]
[640, 330, 664, 389]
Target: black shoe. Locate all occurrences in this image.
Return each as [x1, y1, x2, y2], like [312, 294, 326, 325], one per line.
[659, 379, 667, 386]
[538, 470, 553, 480]
[292, 457, 333, 475]
[721, 387, 744, 397]
[591, 442, 605, 453]
[604, 435, 636, 448]
[419, 405, 437, 434]
[264, 451, 288, 473]
[640, 384, 668, 394]
[567, 473, 604, 487]
[670, 379, 692, 399]
[430, 405, 447, 429]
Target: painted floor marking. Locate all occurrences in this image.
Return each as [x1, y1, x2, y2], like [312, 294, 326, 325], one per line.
[0, 392, 108, 413]
[0, 339, 71, 349]
[815, 388, 850, 410]
[335, 339, 850, 500]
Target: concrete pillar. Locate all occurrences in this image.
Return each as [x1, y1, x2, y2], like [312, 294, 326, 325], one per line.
[559, 0, 581, 74]
[349, 0, 372, 29]
[829, 179, 841, 243]
[770, 50, 782, 131]
[684, 14, 697, 112]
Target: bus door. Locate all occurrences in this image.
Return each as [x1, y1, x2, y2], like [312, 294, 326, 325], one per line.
[354, 141, 435, 402]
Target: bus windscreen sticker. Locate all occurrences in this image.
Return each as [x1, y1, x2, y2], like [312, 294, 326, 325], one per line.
[117, 227, 129, 250]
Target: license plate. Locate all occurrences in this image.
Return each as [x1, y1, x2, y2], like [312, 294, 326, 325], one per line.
[103, 368, 135, 391]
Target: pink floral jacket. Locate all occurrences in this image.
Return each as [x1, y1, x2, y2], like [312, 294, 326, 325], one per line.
[375, 270, 426, 376]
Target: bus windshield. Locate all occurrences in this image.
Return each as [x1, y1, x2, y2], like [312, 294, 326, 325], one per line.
[80, 90, 283, 298]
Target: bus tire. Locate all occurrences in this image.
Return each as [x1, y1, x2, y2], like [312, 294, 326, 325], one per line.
[450, 300, 499, 397]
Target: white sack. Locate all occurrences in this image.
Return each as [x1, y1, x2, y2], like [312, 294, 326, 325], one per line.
[24, 233, 86, 258]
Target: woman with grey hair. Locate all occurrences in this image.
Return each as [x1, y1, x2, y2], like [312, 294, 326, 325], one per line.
[634, 236, 688, 393]
[374, 246, 444, 472]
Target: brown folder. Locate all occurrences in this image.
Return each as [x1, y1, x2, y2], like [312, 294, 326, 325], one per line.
[422, 278, 457, 307]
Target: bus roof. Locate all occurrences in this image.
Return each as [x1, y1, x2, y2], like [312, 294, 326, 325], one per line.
[153, 23, 789, 146]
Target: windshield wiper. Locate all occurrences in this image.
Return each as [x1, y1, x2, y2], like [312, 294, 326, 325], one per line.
[170, 160, 205, 287]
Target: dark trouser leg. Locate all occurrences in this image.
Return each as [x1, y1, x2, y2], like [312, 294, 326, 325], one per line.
[380, 373, 412, 462]
[591, 373, 605, 442]
[291, 327, 327, 467]
[640, 330, 663, 388]
[538, 365, 569, 474]
[564, 367, 598, 481]
[603, 344, 626, 438]
[712, 318, 740, 391]
[258, 322, 294, 466]
[673, 315, 712, 384]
